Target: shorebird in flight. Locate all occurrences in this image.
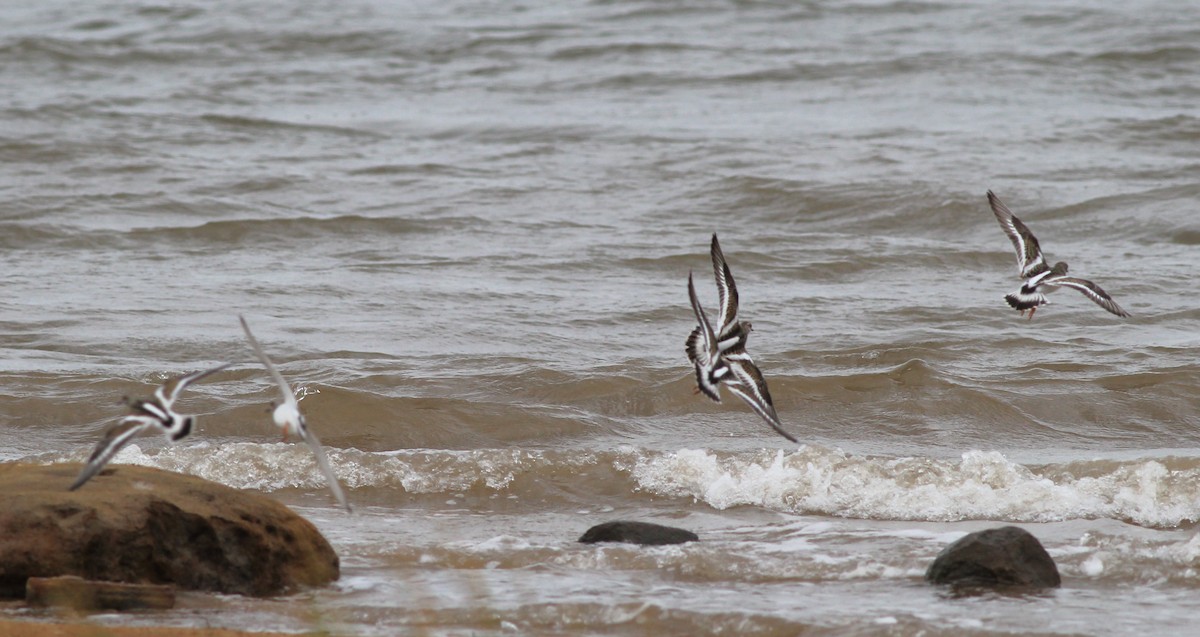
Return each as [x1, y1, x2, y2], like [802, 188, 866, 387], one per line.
[69, 363, 230, 491]
[239, 316, 351, 512]
[988, 190, 1129, 320]
[686, 234, 798, 443]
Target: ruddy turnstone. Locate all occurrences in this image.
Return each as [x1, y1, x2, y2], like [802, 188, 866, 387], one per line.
[69, 363, 231, 491]
[685, 234, 753, 397]
[988, 190, 1130, 320]
[685, 234, 798, 443]
[239, 316, 351, 512]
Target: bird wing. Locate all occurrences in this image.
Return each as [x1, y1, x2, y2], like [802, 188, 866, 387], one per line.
[68, 419, 153, 491]
[299, 426, 352, 513]
[709, 233, 740, 338]
[1044, 276, 1130, 317]
[127, 397, 169, 422]
[240, 315, 299, 411]
[159, 363, 231, 408]
[687, 272, 719, 367]
[726, 360, 798, 443]
[988, 190, 1048, 278]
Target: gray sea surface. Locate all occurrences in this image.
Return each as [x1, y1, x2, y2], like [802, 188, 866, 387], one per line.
[2, 0, 1200, 634]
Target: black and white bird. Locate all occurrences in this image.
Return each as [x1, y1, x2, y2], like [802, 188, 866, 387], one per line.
[239, 316, 351, 512]
[69, 363, 230, 491]
[988, 190, 1129, 320]
[686, 234, 798, 443]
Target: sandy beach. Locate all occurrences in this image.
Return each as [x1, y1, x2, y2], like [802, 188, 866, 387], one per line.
[0, 618, 314, 637]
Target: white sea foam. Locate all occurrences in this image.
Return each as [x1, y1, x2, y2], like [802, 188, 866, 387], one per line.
[71, 442, 565, 493]
[629, 446, 1200, 527]
[50, 442, 1200, 527]
[1081, 555, 1105, 576]
[91, 441, 357, 491]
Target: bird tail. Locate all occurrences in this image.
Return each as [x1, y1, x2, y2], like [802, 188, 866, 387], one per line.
[685, 328, 701, 363]
[1005, 291, 1047, 311]
[693, 364, 722, 403]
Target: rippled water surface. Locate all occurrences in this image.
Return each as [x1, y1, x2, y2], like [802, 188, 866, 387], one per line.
[2, 0, 1200, 634]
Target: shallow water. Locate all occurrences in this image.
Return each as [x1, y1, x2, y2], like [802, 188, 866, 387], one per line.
[2, 0, 1200, 634]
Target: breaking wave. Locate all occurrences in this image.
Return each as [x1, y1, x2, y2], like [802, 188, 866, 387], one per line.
[44, 442, 1200, 528]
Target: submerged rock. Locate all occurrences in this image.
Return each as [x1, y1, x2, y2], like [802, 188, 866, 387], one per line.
[0, 463, 338, 598]
[924, 525, 1061, 589]
[578, 521, 699, 546]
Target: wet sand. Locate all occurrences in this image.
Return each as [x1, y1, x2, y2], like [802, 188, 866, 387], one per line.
[0, 618, 314, 637]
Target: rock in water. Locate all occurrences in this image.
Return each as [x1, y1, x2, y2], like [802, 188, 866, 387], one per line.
[924, 526, 1061, 589]
[578, 521, 699, 546]
[0, 463, 339, 598]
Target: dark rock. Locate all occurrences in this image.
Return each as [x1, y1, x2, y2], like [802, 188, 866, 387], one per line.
[925, 526, 1061, 589]
[578, 521, 698, 546]
[0, 463, 338, 598]
[27, 575, 175, 611]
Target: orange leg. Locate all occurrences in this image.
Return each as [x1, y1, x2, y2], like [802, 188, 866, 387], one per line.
[1027, 306, 1036, 321]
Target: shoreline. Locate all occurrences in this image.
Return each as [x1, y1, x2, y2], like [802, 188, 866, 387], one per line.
[0, 617, 318, 637]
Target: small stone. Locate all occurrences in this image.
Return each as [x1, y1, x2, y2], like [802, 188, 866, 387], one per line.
[578, 521, 698, 546]
[925, 526, 1061, 589]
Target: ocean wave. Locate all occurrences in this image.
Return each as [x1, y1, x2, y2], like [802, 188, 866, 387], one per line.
[0, 222, 78, 249]
[0, 36, 188, 65]
[1058, 529, 1200, 585]
[1088, 45, 1200, 68]
[631, 447, 1200, 528]
[119, 214, 458, 246]
[43, 443, 1200, 528]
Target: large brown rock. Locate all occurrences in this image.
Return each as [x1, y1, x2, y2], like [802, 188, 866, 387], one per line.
[924, 525, 1061, 589]
[0, 463, 338, 598]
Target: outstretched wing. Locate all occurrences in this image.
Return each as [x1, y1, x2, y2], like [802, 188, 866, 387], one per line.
[159, 363, 232, 408]
[68, 419, 153, 491]
[687, 272, 724, 402]
[1045, 276, 1130, 317]
[988, 190, 1048, 278]
[240, 315, 299, 411]
[709, 233, 740, 338]
[725, 360, 798, 443]
[686, 272, 718, 367]
[299, 426, 352, 512]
